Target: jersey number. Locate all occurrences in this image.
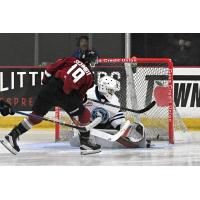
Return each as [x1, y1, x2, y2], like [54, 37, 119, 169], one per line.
[67, 64, 85, 83]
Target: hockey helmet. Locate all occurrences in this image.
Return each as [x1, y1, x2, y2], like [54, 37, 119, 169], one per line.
[98, 76, 118, 98]
[79, 49, 98, 67]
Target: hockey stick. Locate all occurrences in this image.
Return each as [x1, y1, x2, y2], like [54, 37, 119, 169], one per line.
[0, 107, 90, 132]
[0, 104, 127, 142]
[87, 98, 156, 114]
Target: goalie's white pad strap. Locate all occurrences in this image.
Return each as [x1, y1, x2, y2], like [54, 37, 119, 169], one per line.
[85, 116, 102, 131]
[110, 120, 130, 142]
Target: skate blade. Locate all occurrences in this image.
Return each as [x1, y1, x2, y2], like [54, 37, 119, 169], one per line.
[81, 149, 101, 155]
[0, 140, 18, 155]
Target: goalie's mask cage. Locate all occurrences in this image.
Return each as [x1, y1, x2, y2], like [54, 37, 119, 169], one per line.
[55, 57, 188, 144]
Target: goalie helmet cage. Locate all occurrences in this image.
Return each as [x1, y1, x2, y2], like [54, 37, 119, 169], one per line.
[55, 57, 187, 144]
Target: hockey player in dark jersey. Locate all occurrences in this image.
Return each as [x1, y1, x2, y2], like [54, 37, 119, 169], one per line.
[2, 50, 101, 155]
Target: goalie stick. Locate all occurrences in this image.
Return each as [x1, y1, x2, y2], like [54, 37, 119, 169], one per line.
[71, 116, 130, 142]
[87, 98, 156, 114]
[90, 120, 131, 142]
[15, 111, 125, 142]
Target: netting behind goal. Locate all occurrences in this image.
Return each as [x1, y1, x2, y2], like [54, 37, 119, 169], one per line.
[55, 58, 188, 144]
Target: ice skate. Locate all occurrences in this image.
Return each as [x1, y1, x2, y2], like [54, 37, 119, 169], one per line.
[80, 135, 101, 155]
[0, 127, 20, 155]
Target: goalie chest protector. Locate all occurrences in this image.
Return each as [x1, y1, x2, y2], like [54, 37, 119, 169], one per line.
[85, 85, 125, 127]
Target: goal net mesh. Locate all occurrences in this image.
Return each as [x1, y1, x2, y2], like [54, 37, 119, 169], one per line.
[55, 58, 188, 144]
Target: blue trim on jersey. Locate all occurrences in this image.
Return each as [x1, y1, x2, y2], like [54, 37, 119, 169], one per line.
[109, 116, 125, 123]
[109, 113, 125, 120]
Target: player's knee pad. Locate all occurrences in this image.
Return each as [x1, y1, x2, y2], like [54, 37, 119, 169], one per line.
[21, 118, 33, 130]
[28, 112, 43, 125]
[78, 107, 90, 125]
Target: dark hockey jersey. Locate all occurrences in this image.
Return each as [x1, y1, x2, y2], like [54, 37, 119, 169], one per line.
[45, 57, 94, 99]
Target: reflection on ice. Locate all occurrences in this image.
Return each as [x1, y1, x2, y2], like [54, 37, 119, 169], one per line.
[0, 129, 200, 166]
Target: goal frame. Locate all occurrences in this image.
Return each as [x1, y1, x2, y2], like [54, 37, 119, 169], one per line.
[55, 57, 174, 144]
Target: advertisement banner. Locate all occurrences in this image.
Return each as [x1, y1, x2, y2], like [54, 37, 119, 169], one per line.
[174, 67, 200, 118]
[0, 66, 200, 119]
[0, 66, 45, 110]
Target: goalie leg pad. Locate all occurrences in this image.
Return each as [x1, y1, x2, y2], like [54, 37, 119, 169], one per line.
[123, 122, 145, 143]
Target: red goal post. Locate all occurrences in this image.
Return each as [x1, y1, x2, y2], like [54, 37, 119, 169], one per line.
[98, 57, 174, 144]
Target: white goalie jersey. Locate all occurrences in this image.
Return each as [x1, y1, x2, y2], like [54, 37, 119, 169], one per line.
[85, 85, 126, 130]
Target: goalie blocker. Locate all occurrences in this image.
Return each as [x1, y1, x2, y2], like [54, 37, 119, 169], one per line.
[0, 100, 15, 116]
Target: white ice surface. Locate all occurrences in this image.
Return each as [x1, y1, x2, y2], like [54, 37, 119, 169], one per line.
[1, 129, 200, 166]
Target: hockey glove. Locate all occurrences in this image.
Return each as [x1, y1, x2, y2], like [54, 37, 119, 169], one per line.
[0, 100, 15, 116]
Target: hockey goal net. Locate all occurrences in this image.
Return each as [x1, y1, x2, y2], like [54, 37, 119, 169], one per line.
[55, 57, 188, 144]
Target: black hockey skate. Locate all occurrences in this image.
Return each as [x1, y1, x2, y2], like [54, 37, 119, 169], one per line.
[0, 127, 20, 155]
[79, 134, 101, 155]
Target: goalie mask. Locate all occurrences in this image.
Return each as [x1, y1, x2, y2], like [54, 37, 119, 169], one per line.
[98, 76, 118, 99]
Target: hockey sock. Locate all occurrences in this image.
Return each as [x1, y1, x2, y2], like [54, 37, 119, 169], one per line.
[9, 118, 33, 137]
[79, 131, 90, 143]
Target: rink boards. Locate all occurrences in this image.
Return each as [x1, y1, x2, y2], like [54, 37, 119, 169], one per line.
[0, 66, 200, 130]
